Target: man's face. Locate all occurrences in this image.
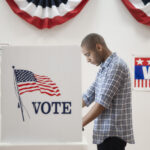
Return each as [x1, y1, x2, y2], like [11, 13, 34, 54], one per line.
[82, 46, 103, 66]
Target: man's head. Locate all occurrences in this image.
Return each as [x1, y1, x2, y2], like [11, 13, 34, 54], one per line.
[81, 33, 111, 66]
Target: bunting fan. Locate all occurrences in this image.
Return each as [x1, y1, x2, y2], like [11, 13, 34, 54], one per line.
[122, 0, 150, 26]
[6, 0, 88, 29]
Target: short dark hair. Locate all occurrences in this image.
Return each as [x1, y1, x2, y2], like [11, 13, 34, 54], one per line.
[81, 33, 106, 50]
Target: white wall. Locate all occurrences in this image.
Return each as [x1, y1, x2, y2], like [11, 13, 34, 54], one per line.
[0, 0, 150, 150]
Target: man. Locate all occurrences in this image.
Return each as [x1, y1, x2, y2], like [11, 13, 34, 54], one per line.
[81, 33, 135, 150]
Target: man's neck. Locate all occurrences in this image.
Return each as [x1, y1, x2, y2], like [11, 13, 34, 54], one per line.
[103, 48, 112, 62]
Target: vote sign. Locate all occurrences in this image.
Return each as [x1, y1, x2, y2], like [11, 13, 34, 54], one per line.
[1, 46, 82, 143]
[134, 56, 150, 90]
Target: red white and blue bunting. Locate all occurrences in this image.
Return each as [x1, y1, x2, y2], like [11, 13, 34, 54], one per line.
[122, 0, 150, 26]
[6, 0, 88, 29]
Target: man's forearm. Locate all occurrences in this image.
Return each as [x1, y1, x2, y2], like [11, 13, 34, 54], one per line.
[82, 102, 105, 127]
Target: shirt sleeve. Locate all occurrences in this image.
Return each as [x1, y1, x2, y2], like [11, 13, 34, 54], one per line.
[82, 81, 95, 107]
[95, 64, 125, 109]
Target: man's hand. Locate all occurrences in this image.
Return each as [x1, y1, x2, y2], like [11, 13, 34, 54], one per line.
[82, 102, 105, 127]
[82, 100, 86, 108]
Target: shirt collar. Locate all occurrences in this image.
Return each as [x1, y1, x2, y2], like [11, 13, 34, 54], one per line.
[100, 52, 117, 69]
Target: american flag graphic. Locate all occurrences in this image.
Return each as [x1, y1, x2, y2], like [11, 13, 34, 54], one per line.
[134, 57, 150, 89]
[14, 69, 61, 96]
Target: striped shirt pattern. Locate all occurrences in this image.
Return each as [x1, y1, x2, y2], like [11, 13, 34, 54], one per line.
[14, 69, 61, 96]
[83, 53, 135, 144]
[134, 57, 150, 89]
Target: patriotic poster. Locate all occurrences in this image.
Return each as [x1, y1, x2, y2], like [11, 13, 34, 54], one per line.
[133, 55, 150, 91]
[1, 46, 82, 143]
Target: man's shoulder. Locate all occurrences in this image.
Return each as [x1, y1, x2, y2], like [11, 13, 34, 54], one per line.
[110, 55, 129, 73]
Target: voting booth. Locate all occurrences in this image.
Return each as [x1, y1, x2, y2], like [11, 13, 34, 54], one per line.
[0, 46, 87, 150]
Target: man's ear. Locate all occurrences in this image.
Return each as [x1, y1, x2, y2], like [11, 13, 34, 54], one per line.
[96, 44, 102, 52]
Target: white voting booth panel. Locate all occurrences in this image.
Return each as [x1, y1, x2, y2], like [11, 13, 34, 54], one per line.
[0, 139, 88, 150]
[0, 46, 87, 150]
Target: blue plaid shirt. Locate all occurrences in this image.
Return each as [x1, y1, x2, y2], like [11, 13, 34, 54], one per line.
[83, 53, 135, 144]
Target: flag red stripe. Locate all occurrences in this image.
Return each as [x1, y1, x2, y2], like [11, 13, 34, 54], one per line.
[40, 87, 60, 93]
[37, 81, 56, 85]
[40, 91, 61, 96]
[18, 82, 58, 89]
[35, 75, 51, 79]
[20, 89, 60, 96]
[37, 79, 52, 83]
[20, 89, 40, 95]
[34, 74, 50, 78]
[35, 76, 51, 80]
[37, 78, 51, 81]
[35, 76, 52, 81]
[19, 86, 39, 91]
[138, 80, 140, 87]
[35, 75, 49, 78]
[18, 82, 36, 87]
[19, 85, 60, 93]
[134, 80, 136, 87]
[37, 79, 52, 81]
[145, 80, 147, 88]
[18, 83, 58, 89]
[37, 83, 58, 89]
